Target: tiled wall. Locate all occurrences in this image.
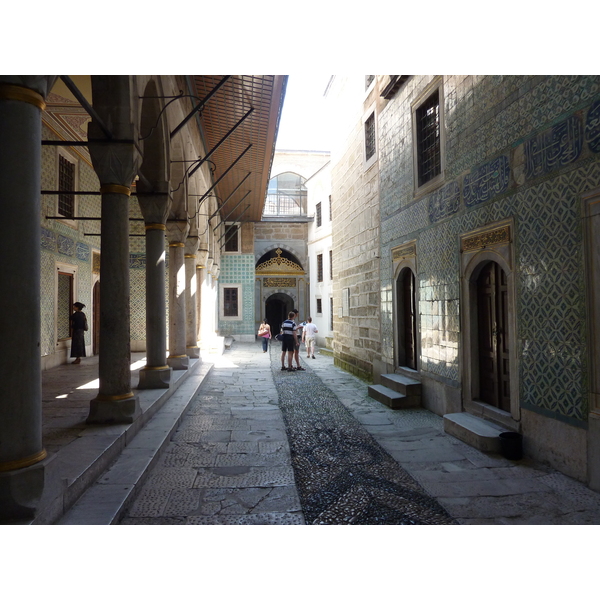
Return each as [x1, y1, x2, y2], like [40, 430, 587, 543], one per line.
[379, 75, 600, 425]
[218, 253, 256, 336]
[40, 129, 99, 357]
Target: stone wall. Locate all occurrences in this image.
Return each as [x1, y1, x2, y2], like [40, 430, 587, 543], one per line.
[328, 76, 385, 381]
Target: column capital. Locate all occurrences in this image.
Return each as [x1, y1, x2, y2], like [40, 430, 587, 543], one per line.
[0, 76, 57, 102]
[166, 220, 190, 244]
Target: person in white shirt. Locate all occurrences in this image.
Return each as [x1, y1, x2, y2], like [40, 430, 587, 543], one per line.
[302, 316, 319, 359]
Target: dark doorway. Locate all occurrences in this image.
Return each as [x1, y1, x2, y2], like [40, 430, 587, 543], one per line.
[477, 261, 510, 412]
[93, 280, 100, 356]
[396, 268, 417, 370]
[265, 293, 294, 337]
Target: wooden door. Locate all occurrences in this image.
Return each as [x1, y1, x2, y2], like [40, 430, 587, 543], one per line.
[402, 270, 417, 369]
[477, 262, 510, 411]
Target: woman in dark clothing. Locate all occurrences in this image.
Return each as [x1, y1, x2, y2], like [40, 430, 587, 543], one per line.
[69, 302, 88, 364]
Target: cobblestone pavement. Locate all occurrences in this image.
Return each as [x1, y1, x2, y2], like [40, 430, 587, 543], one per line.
[273, 352, 454, 524]
[120, 344, 304, 524]
[120, 341, 600, 525]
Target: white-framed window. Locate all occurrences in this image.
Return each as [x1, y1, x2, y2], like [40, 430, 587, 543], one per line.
[223, 223, 240, 253]
[316, 297, 322, 315]
[363, 106, 377, 170]
[317, 253, 324, 282]
[55, 262, 78, 347]
[412, 78, 445, 195]
[56, 147, 78, 228]
[220, 283, 242, 321]
[316, 202, 322, 228]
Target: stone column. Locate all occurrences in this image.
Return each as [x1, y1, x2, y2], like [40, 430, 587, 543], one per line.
[0, 76, 56, 521]
[167, 222, 190, 370]
[86, 76, 141, 424]
[184, 236, 200, 359]
[137, 185, 172, 388]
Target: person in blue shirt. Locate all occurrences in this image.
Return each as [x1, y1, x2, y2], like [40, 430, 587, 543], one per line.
[280, 311, 298, 371]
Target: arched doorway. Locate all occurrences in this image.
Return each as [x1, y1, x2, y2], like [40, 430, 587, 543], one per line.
[265, 293, 294, 336]
[396, 267, 417, 370]
[476, 260, 510, 412]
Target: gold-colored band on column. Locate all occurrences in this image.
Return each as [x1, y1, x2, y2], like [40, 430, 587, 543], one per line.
[169, 242, 185, 248]
[94, 392, 135, 402]
[168, 354, 188, 359]
[0, 83, 46, 110]
[140, 365, 170, 371]
[145, 223, 166, 231]
[0, 449, 47, 473]
[184, 254, 196, 259]
[196, 265, 205, 269]
[100, 184, 131, 196]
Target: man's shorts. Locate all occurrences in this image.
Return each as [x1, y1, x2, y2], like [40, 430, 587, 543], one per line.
[281, 336, 295, 352]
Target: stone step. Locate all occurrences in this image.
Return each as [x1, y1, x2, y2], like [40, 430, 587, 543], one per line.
[443, 412, 509, 453]
[380, 373, 422, 396]
[368, 384, 421, 409]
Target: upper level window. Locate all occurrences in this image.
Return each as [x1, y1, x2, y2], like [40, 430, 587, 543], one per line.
[316, 202, 322, 227]
[263, 172, 307, 217]
[224, 223, 239, 252]
[317, 254, 323, 282]
[329, 249, 333, 280]
[415, 89, 442, 187]
[365, 76, 375, 90]
[364, 112, 376, 162]
[58, 153, 76, 220]
[329, 195, 332, 221]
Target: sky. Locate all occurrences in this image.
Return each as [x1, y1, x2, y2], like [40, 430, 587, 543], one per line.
[275, 75, 332, 152]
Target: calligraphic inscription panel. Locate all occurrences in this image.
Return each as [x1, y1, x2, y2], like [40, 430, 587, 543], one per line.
[462, 225, 510, 252]
[428, 181, 460, 223]
[391, 243, 416, 262]
[525, 115, 583, 180]
[463, 155, 510, 208]
[263, 277, 296, 288]
[585, 99, 600, 153]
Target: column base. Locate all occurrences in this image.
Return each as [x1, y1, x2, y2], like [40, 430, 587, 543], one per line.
[168, 354, 189, 370]
[186, 345, 200, 359]
[138, 365, 172, 389]
[86, 393, 141, 424]
[0, 458, 46, 523]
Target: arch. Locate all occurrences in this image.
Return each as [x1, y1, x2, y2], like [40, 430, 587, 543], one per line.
[460, 234, 519, 427]
[395, 265, 418, 370]
[256, 247, 304, 271]
[138, 79, 170, 190]
[264, 171, 307, 216]
[265, 292, 295, 337]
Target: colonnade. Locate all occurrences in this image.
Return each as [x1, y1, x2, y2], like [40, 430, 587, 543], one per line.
[0, 76, 214, 520]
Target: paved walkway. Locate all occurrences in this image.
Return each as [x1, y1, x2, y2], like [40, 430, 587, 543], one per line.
[118, 341, 600, 525]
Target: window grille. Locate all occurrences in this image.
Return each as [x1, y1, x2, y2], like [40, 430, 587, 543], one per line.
[329, 250, 333, 280]
[223, 287, 238, 317]
[224, 224, 238, 252]
[329, 195, 332, 221]
[317, 254, 323, 282]
[365, 112, 376, 161]
[416, 90, 441, 186]
[316, 202, 322, 227]
[316, 298, 322, 314]
[58, 155, 75, 219]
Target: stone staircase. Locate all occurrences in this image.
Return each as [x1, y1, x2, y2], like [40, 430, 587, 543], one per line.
[368, 373, 422, 409]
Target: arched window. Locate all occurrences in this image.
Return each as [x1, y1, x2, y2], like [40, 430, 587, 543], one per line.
[263, 172, 307, 216]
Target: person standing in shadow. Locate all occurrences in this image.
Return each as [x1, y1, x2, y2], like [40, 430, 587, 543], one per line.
[69, 302, 88, 364]
[258, 319, 271, 352]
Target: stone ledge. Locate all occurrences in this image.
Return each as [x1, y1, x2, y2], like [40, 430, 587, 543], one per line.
[368, 384, 421, 409]
[443, 412, 508, 453]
